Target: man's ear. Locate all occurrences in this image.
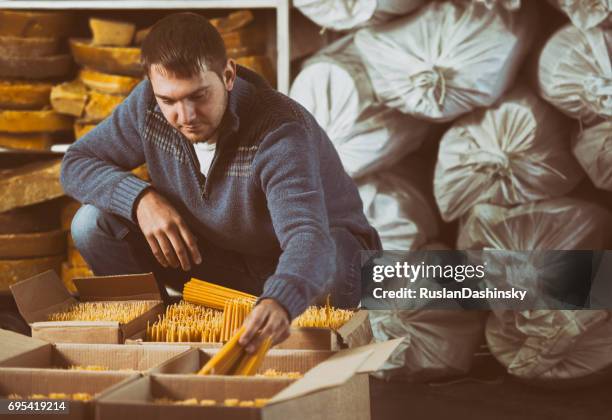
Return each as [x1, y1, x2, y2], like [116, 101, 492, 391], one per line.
[224, 59, 237, 91]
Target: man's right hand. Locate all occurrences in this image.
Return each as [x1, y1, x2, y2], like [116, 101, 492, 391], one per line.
[135, 189, 202, 271]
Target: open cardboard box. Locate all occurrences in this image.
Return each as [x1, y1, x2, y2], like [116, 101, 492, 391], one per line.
[126, 309, 373, 351]
[280, 309, 373, 350]
[96, 339, 402, 420]
[0, 368, 138, 420]
[10, 270, 165, 344]
[0, 329, 192, 374]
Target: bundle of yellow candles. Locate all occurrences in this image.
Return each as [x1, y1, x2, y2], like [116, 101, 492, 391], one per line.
[183, 278, 256, 310]
[47, 301, 157, 323]
[146, 301, 224, 342]
[8, 393, 93, 401]
[146, 299, 254, 343]
[198, 326, 272, 376]
[292, 301, 354, 330]
[154, 397, 269, 407]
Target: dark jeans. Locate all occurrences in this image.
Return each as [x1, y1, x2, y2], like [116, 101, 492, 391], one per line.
[70, 204, 363, 309]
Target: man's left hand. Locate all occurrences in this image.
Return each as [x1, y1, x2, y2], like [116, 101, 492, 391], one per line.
[239, 298, 290, 354]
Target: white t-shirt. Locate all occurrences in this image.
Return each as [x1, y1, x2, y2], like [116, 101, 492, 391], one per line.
[193, 141, 217, 176]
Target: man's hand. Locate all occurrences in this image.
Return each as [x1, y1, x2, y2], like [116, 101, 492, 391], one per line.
[135, 188, 202, 271]
[239, 299, 290, 353]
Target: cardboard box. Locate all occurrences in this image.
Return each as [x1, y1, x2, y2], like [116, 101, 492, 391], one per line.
[126, 309, 373, 351]
[0, 368, 137, 420]
[281, 309, 373, 350]
[0, 329, 192, 374]
[10, 270, 165, 344]
[97, 339, 402, 420]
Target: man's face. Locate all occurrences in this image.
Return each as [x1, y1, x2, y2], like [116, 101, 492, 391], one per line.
[149, 61, 236, 143]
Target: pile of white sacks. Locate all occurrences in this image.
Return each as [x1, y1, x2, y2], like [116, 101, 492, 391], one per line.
[291, 0, 612, 385]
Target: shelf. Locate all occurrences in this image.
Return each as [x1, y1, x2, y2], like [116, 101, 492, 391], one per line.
[0, 1, 282, 9]
[0, 0, 291, 93]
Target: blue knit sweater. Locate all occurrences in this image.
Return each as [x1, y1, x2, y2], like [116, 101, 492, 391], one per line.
[60, 67, 379, 319]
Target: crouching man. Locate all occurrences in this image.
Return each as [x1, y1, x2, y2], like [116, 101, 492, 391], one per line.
[60, 13, 380, 352]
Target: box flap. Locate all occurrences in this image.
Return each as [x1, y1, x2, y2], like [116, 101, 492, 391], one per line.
[73, 272, 161, 301]
[9, 269, 76, 323]
[0, 329, 50, 364]
[354, 338, 403, 373]
[337, 310, 372, 347]
[268, 338, 403, 404]
[268, 349, 371, 404]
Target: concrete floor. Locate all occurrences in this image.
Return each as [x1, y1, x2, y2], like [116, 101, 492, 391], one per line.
[370, 355, 611, 420]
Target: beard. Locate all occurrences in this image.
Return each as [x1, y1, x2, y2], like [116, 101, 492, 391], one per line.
[181, 125, 217, 143]
[179, 89, 228, 144]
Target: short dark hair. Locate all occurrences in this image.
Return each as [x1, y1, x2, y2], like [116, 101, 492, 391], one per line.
[141, 12, 227, 78]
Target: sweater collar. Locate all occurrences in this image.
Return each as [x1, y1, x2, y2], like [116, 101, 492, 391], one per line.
[221, 74, 258, 137]
[220, 65, 270, 140]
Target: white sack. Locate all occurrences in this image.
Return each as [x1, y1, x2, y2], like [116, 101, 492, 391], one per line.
[572, 120, 612, 190]
[457, 197, 612, 250]
[354, 1, 534, 122]
[486, 310, 612, 384]
[548, 0, 611, 30]
[358, 170, 438, 251]
[459, 198, 612, 383]
[539, 24, 612, 125]
[369, 242, 485, 381]
[293, 0, 423, 32]
[370, 309, 485, 381]
[290, 35, 429, 178]
[458, 197, 611, 310]
[472, 0, 521, 11]
[434, 88, 583, 222]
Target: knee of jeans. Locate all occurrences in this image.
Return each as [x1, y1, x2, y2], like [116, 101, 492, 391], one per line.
[71, 204, 105, 253]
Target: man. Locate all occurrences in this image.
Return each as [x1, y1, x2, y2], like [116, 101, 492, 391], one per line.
[60, 13, 380, 352]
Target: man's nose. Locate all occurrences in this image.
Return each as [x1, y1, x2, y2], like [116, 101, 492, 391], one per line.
[177, 100, 196, 125]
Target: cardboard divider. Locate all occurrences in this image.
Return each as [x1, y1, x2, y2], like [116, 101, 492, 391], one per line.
[0, 369, 136, 397]
[0, 328, 49, 363]
[97, 375, 295, 420]
[0, 342, 191, 376]
[151, 375, 293, 401]
[158, 347, 335, 375]
[51, 344, 192, 373]
[0, 369, 138, 420]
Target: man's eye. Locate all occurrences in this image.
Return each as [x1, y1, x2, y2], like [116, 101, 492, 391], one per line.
[162, 99, 175, 105]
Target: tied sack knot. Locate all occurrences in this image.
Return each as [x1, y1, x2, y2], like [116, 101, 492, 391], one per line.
[583, 75, 612, 118]
[470, 149, 513, 179]
[410, 66, 447, 108]
[475, 0, 521, 11]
